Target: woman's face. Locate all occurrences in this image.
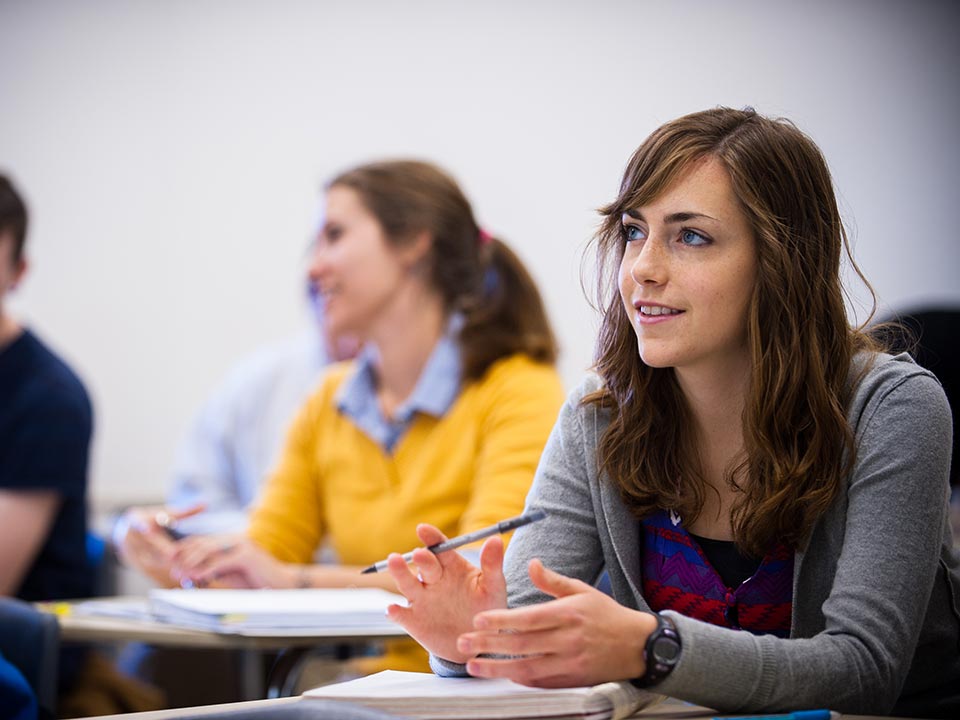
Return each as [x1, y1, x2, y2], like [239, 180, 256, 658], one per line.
[308, 185, 415, 339]
[618, 157, 758, 379]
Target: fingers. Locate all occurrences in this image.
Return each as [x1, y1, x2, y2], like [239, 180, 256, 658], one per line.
[415, 523, 448, 547]
[171, 536, 238, 583]
[409, 546, 445, 584]
[126, 506, 167, 536]
[472, 584, 588, 634]
[171, 536, 222, 569]
[458, 626, 566, 659]
[472, 603, 559, 634]
[527, 558, 592, 599]
[465, 653, 579, 688]
[478, 536, 504, 576]
[123, 526, 175, 570]
[385, 601, 413, 628]
[386, 553, 425, 600]
[169, 503, 206, 521]
[478, 536, 506, 594]
[175, 543, 247, 586]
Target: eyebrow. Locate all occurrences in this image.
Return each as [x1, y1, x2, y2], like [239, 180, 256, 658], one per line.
[622, 209, 717, 224]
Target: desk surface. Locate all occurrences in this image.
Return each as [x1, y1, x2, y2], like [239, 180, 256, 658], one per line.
[68, 695, 895, 720]
[42, 596, 411, 701]
[43, 596, 408, 650]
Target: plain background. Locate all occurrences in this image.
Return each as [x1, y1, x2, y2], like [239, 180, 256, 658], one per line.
[1, 0, 958, 511]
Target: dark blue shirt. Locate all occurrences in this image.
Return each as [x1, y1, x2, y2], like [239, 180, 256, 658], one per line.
[0, 329, 93, 602]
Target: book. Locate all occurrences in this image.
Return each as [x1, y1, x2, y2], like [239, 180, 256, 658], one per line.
[303, 670, 663, 720]
[147, 588, 405, 634]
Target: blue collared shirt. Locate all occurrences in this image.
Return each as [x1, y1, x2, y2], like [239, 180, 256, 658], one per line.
[336, 316, 463, 453]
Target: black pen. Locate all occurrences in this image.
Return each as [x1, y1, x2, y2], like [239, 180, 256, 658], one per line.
[361, 509, 548, 574]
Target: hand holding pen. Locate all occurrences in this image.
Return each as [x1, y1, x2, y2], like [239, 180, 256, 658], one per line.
[383, 518, 521, 664]
[115, 503, 205, 588]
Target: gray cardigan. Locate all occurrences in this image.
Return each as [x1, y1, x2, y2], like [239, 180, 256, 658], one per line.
[433, 353, 959, 716]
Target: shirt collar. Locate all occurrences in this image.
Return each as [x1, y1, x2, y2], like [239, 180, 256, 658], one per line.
[335, 314, 464, 449]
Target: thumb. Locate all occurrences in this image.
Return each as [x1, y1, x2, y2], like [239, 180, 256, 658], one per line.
[527, 558, 592, 599]
[479, 536, 504, 578]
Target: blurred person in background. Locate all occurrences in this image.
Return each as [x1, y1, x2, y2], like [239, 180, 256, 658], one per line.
[0, 173, 95, 710]
[114, 283, 358, 587]
[170, 159, 566, 675]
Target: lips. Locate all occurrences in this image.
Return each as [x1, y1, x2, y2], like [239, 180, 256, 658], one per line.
[633, 301, 683, 316]
[638, 305, 682, 317]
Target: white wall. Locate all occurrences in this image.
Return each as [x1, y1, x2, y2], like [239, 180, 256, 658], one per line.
[1, 0, 957, 510]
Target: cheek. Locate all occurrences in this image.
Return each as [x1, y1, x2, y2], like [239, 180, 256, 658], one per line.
[617, 259, 634, 305]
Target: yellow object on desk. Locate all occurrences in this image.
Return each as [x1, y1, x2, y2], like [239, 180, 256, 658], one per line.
[36, 601, 73, 617]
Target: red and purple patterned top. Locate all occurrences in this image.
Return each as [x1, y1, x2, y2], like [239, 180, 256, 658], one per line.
[641, 509, 794, 637]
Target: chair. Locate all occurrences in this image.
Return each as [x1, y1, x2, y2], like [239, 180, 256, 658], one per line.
[879, 306, 959, 488]
[0, 597, 60, 718]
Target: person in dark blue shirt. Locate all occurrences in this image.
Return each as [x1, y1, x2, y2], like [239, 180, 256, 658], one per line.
[0, 173, 94, 701]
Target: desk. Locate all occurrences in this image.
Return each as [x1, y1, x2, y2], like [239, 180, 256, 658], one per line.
[69, 695, 896, 720]
[42, 597, 409, 699]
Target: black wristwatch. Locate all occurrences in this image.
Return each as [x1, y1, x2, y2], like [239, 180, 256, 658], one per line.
[632, 613, 682, 688]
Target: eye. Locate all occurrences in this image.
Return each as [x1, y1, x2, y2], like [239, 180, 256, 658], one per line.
[679, 229, 709, 246]
[622, 224, 646, 243]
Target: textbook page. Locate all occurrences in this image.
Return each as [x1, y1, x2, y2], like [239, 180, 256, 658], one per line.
[304, 670, 663, 719]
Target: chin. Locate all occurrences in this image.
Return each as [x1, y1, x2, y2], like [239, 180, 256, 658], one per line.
[639, 357, 675, 370]
[636, 344, 676, 370]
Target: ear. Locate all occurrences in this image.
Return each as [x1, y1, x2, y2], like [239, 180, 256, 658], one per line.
[397, 230, 432, 271]
[10, 257, 28, 290]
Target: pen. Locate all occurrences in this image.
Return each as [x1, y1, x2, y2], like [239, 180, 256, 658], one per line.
[712, 710, 835, 720]
[361, 509, 548, 574]
[154, 510, 187, 541]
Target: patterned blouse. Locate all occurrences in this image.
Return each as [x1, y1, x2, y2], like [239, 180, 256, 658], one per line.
[641, 509, 793, 637]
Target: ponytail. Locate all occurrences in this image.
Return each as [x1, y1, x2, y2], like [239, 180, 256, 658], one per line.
[458, 238, 558, 380]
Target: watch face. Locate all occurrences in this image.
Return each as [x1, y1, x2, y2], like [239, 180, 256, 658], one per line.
[652, 636, 681, 663]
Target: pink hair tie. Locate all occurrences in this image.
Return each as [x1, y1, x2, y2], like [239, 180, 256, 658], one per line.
[478, 228, 493, 246]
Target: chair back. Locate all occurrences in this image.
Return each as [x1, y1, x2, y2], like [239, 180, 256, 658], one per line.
[0, 597, 60, 717]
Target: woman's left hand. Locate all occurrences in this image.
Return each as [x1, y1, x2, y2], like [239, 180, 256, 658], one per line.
[456, 558, 659, 688]
[170, 536, 294, 589]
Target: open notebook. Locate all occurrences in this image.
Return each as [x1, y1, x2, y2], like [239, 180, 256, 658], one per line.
[304, 670, 663, 720]
[147, 588, 404, 633]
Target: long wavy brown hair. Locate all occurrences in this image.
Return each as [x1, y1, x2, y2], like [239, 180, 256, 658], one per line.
[586, 108, 880, 556]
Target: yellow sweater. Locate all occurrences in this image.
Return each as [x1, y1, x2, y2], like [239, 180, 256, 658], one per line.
[247, 353, 564, 669]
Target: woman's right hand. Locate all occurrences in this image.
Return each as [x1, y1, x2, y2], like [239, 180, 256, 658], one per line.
[115, 504, 204, 587]
[386, 523, 508, 665]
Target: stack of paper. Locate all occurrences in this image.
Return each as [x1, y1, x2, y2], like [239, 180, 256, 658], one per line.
[303, 670, 662, 720]
[148, 588, 403, 634]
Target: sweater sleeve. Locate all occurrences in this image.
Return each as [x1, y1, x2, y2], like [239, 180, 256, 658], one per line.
[502, 381, 609, 605]
[655, 369, 954, 715]
[453, 357, 565, 540]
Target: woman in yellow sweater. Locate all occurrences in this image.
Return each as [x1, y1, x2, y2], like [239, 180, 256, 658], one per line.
[170, 160, 565, 667]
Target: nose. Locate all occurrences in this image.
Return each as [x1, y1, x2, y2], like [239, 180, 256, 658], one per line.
[629, 235, 668, 286]
[307, 237, 327, 282]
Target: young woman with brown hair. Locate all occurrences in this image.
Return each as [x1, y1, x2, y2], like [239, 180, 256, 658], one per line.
[386, 109, 959, 716]
[169, 160, 565, 671]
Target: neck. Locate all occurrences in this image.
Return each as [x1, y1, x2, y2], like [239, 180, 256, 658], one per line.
[0, 309, 22, 349]
[367, 286, 447, 416]
[674, 355, 752, 452]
